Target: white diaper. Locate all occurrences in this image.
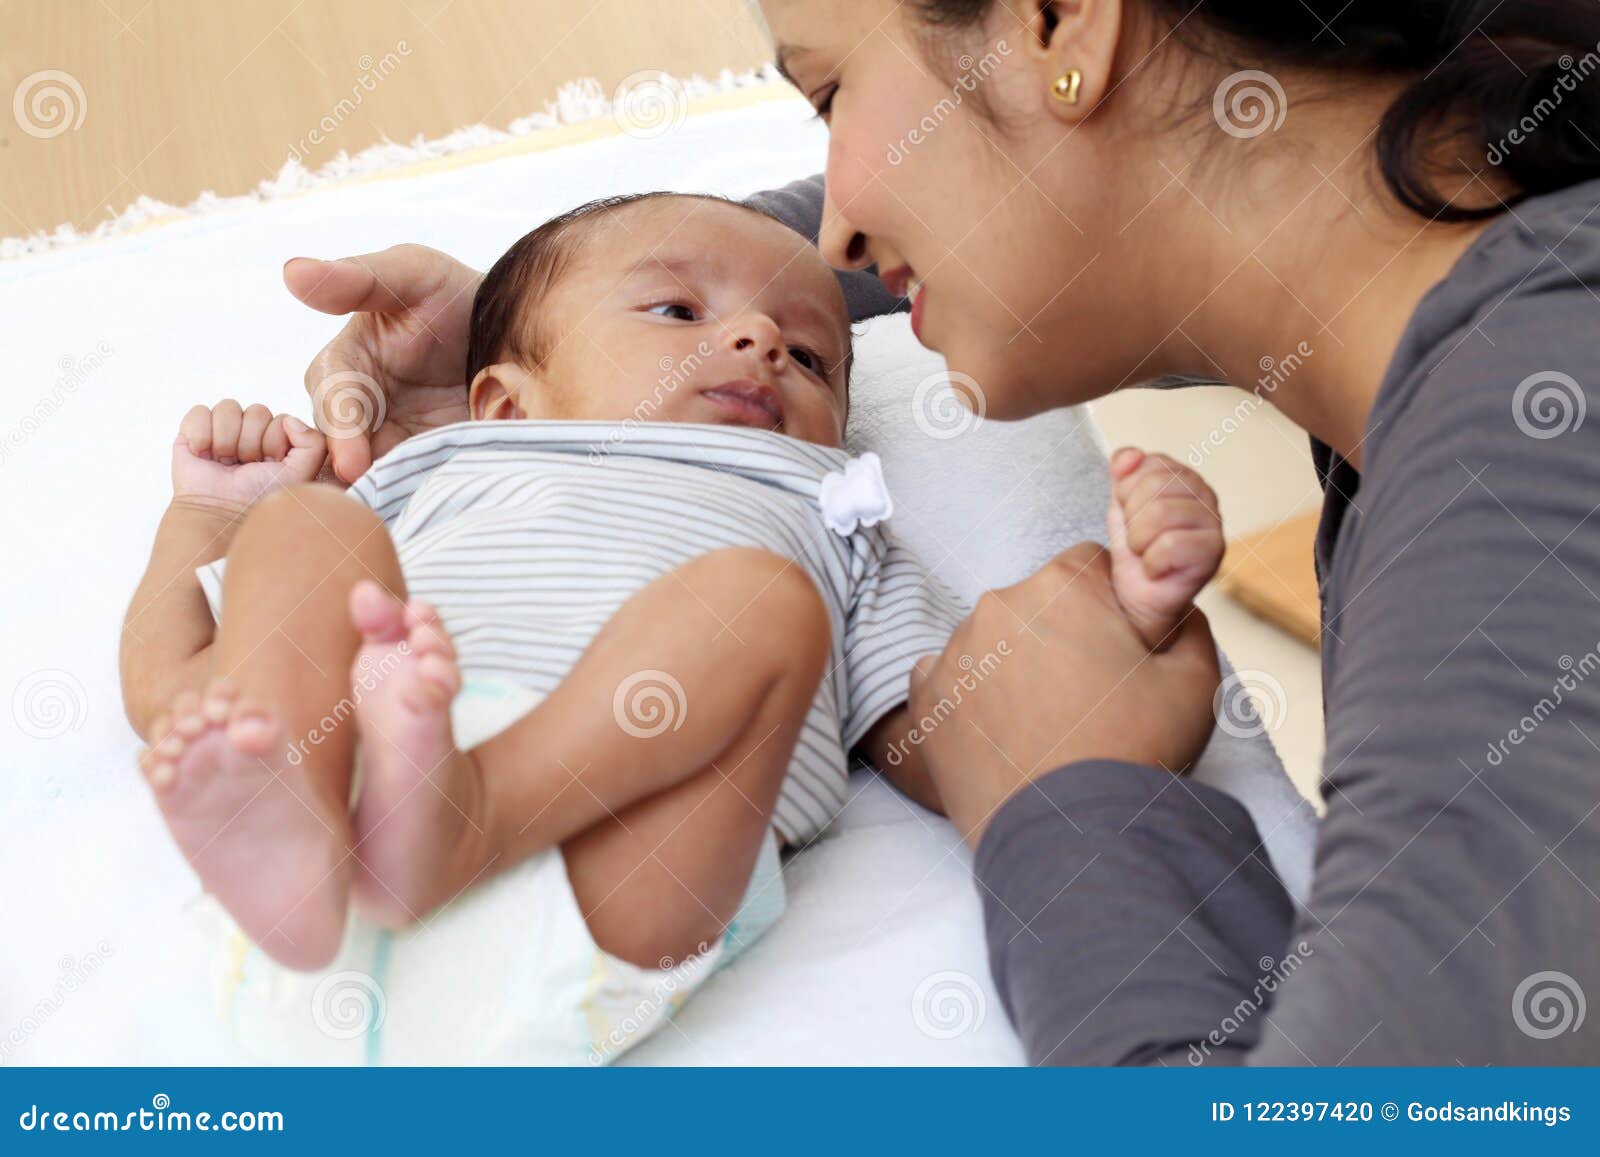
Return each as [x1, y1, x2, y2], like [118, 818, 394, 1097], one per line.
[211, 678, 786, 1066]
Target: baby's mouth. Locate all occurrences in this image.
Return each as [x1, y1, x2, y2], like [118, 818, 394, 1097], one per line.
[702, 380, 785, 431]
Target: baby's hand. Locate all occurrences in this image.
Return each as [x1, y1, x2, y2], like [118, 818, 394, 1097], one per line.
[1106, 448, 1224, 651]
[171, 401, 327, 515]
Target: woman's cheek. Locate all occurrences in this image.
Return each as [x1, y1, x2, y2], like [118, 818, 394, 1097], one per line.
[825, 83, 920, 228]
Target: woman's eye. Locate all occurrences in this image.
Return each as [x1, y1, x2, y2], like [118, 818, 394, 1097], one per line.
[810, 85, 837, 121]
[647, 302, 697, 321]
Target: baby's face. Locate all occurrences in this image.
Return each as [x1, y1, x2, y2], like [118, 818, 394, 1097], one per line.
[474, 199, 852, 447]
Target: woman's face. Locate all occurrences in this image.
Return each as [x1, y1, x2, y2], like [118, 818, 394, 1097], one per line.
[762, 0, 1171, 419]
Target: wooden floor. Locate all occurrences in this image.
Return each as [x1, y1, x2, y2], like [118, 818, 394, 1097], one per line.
[1, 0, 768, 237]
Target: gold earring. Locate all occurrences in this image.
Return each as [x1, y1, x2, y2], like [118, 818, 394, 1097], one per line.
[1050, 70, 1082, 105]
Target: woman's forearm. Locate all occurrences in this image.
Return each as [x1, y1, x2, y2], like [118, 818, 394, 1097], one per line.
[119, 498, 243, 737]
[975, 760, 1293, 1065]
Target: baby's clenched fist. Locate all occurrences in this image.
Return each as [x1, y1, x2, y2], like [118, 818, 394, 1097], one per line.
[171, 400, 327, 515]
[1106, 448, 1225, 650]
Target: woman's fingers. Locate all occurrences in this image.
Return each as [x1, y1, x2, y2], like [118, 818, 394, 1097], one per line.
[209, 399, 244, 464]
[910, 542, 1220, 848]
[282, 248, 438, 316]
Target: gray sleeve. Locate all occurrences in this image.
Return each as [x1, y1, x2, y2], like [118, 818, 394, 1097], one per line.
[973, 263, 1600, 1065]
[744, 174, 908, 323]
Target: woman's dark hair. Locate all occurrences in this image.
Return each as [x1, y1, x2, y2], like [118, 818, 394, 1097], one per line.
[916, 0, 1600, 221]
[465, 191, 788, 389]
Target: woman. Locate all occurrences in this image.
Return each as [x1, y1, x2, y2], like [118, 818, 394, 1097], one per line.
[285, 0, 1600, 1064]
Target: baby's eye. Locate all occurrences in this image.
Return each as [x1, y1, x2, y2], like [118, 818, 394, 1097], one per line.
[647, 302, 698, 322]
[789, 346, 822, 373]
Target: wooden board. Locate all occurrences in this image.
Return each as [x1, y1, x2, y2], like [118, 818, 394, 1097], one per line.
[2, 0, 769, 237]
[1218, 510, 1322, 648]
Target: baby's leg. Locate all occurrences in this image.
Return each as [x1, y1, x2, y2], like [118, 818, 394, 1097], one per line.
[140, 484, 405, 969]
[352, 547, 831, 961]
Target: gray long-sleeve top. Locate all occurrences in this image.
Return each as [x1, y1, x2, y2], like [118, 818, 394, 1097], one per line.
[753, 174, 1600, 1065]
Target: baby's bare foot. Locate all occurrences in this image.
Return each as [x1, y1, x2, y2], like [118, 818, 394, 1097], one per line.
[139, 683, 350, 969]
[347, 580, 486, 927]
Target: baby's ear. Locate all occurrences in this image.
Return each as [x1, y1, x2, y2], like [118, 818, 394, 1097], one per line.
[468, 364, 533, 421]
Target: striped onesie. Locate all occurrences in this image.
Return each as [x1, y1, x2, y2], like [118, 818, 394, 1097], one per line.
[200, 419, 965, 844]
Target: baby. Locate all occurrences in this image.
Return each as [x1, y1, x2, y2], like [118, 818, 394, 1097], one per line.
[120, 193, 1224, 1061]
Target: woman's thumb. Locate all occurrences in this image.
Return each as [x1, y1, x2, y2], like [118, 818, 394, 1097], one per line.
[284, 252, 413, 316]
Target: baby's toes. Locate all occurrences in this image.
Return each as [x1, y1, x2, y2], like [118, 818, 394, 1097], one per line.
[413, 651, 462, 707]
[350, 580, 408, 642]
[226, 701, 281, 757]
[142, 718, 185, 789]
[171, 690, 207, 737]
[403, 602, 455, 660]
[200, 682, 239, 724]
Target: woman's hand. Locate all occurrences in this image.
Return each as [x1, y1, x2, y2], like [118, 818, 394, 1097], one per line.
[908, 543, 1221, 849]
[286, 245, 484, 484]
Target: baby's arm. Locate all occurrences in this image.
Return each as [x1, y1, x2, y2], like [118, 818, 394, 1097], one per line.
[120, 402, 326, 738]
[859, 707, 943, 815]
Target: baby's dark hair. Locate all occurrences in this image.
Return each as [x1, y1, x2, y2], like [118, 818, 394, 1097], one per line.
[465, 192, 806, 391]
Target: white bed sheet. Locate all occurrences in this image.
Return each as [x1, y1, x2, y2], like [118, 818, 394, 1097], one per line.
[0, 93, 1313, 1066]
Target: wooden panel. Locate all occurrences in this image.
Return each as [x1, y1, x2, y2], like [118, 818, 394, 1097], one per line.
[1219, 510, 1323, 648]
[0, 0, 769, 237]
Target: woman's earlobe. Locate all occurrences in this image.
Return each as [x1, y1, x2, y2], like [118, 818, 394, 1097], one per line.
[1050, 70, 1082, 105]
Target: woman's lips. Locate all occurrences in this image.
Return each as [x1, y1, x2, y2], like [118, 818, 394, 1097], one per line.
[880, 265, 928, 341]
[702, 380, 784, 430]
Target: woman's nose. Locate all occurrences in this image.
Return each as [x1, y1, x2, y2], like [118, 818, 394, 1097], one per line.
[819, 187, 872, 272]
[727, 312, 788, 369]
